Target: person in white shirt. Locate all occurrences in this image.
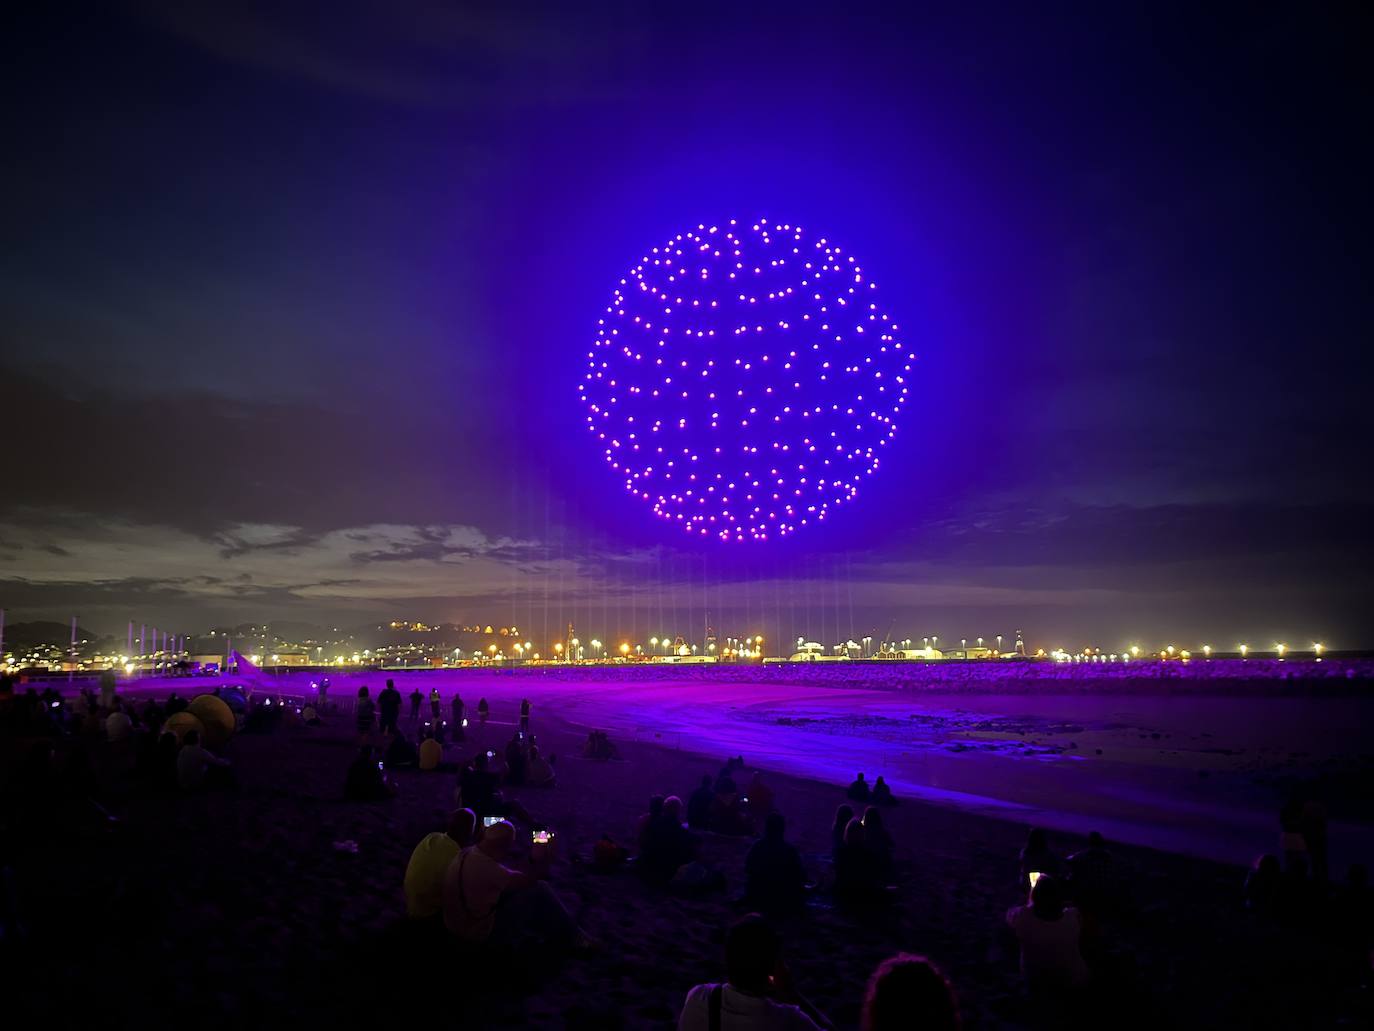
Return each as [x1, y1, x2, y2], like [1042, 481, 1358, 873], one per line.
[1005, 874, 1089, 991]
[176, 729, 231, 791]
[678, 914, 834, 1030]
[442, 820, 591, 953]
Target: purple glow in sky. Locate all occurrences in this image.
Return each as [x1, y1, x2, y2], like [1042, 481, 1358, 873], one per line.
[579, 219, 913, 541]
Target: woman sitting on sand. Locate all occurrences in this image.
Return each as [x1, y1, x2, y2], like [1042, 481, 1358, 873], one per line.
[526, 744, 556, 787]
[834, 818, 883, 904]
[1005, 874, 1089, 992]
[1018, 828, 1063, 896]
[862, 807, 895, 883]
[831, 804, 854, 862]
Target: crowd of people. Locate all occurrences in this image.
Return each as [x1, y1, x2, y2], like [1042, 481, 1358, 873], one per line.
[5, 673, 1371, 1027]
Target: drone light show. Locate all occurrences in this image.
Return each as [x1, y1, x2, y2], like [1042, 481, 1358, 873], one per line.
[579, 218, 912, 542]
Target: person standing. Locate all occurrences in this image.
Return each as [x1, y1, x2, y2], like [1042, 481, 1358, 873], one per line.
[520, 697, 531, 733]
[409, 687, 423, 720]
[378, 680, 402, 735]
[355, 686, 375, 740]
[450, 693, 466, 740]
[430, 686, 442, 721]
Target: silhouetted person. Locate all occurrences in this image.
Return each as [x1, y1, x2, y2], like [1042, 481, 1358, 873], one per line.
[408, 687, 423, 719]
[1005, 874, 1088, 992]
[1244, 854, 1283, 916]
[176, 728, 232, 791]
[688, 774, 715, 829]
[460, 752, 500, 815]
[862, 953, 961, 1031]
[429, 687, 441, 721]
[504, 733, 527, 786]
[520, 697, 531, 732]
[831, 804, 854, 862]
[678, 914, 833, 1030]
[450, 693, 465, 739]
[354, 686, 375, 738]
[744, 812, 806, 917]
[871, 776, 896, 806]
[1019, 828, 1064, 895]
[345, 745, 393, 801]
[377, 680, 401, 734]
[384, 731, 418, 768]
[835, 818, 882, 904]
[1066, 831, 1123, 914]
[847, 773, 871, 803]
[862, 807, 895, 882]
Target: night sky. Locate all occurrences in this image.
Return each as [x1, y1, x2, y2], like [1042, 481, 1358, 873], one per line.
[4, 3, 1372, 649]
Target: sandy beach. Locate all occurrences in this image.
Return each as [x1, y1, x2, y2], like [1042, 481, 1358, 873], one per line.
[5, 665, 1372, 1028]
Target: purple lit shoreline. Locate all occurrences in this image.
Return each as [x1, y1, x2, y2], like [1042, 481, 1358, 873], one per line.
[114, 657, 1374, 869]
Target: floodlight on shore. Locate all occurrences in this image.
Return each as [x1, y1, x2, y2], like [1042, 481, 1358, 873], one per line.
[1239, 644, 1248, 657]
[1313, 642, 1324, 656]
[1275, 643, 1287, 657]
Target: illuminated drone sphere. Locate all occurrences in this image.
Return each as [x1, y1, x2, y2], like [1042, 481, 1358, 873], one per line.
[579, 218, 912, 542]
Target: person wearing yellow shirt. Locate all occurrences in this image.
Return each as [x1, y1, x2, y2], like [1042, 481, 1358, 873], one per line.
[403, 809, 477, 920]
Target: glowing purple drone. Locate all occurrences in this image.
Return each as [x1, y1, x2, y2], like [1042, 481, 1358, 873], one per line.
[578, 218, 912, 542]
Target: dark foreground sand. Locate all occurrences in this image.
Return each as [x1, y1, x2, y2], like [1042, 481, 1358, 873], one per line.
[5, 694, 1370, 1029]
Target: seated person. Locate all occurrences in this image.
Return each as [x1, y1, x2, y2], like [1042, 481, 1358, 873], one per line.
[834, 818, 883, 904]
[176, 729, 232, 791]
[418, 734, 443, 772]
[677, 914, 833, 1030]
[442, 820, 593, 952]
[687, 774, 715, 829]
[744, 812, 807, 917]
[345, 746, 394, 801]
[1005, 875, 1089, 991]
[1243, 854, 1283, 916]
[457, 752, 531, 822]
[847, 773, 871, 803]
[593, 833, 629, 871]
[870, 776, 896, 806]
[1018, 828, 1063, 895]
[831, 804, 854, 862]
[743, 772, 774, 819]
[640, 799, 696, 884]
[1066, 831, 1125, 913]
[862, 807, 895, 882]
[504, 733, 527, 785]
[637, 795, 666, 846]
[526, 744, 556, 787]
[861, 953, 960, 1031]
[403, 809, 477, 919]
[460, 752, 501, 813]
[384, 732, 418, 769]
